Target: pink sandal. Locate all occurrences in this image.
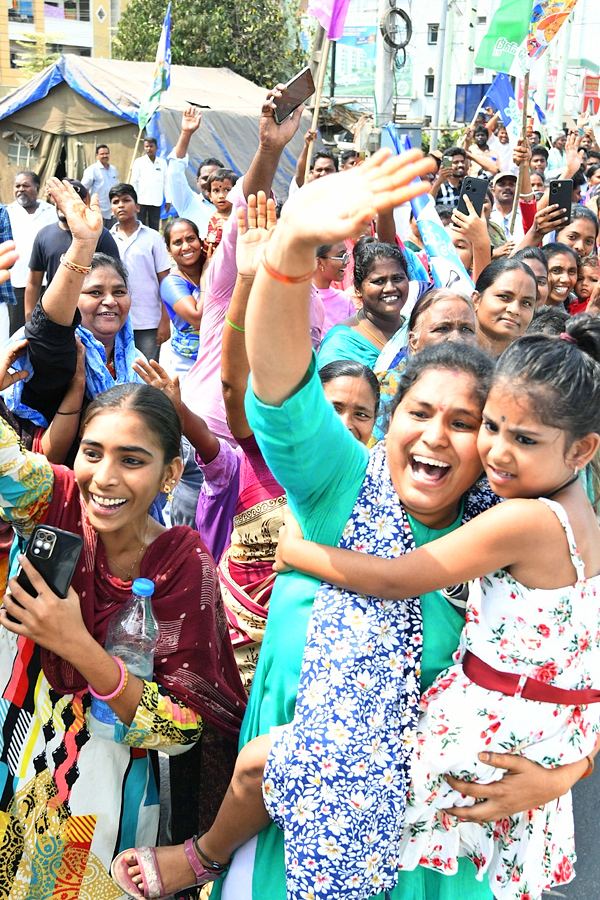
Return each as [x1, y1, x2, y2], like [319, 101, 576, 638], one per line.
[110, 835, 227, 899]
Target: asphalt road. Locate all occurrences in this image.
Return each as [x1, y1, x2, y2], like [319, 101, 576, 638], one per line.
[544, 776, 600, 899]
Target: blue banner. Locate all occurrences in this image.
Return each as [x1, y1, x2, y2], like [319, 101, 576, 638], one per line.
[481, 73, 521, 148]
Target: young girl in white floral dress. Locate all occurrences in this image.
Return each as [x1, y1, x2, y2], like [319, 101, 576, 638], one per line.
[276, 313, 600, 900]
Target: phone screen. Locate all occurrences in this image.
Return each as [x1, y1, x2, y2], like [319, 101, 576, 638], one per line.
[273, 67, 315, 124]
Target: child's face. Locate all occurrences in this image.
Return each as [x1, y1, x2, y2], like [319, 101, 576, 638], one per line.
[576, 265, 599, 301]
[111, 193, 138, 223]
[210, 179, 233, 213]
[478, 381, 573, 499]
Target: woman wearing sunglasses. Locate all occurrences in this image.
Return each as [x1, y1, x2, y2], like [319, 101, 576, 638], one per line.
[313, 242, 356, 336]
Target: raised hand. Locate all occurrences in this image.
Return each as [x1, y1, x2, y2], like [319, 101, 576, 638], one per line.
[450, 195, 488, 245]
[280, 148, 434, 246]
[0, 240, 19, 286]
[260, 85, 304, 150]
[236, 192, 277, 278]
[181, 105, 202, 135]
[531, 203, 569, 237]
[133, 357, 183, 415]
[0, 338, 29, 390]
[46, 178, 102, 245]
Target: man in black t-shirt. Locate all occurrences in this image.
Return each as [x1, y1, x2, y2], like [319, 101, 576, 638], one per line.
[24, 179, 120, 320]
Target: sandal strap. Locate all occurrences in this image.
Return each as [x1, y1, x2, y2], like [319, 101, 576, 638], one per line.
[137, 847, 165, 899]
[183, 836, 227, 883]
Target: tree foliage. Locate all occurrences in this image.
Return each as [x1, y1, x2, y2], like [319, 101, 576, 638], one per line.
[14, 32, 62, 78]
[114, 0, 307, 87]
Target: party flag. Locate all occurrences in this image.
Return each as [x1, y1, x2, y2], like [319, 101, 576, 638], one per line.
[387, 126, 474, 294]
[307, 0, 351, 40]
[137, 2, 172, 130]
[475, 0, 532, 74]
[524, 0, 579, 66]
[482, 73, 521, 147]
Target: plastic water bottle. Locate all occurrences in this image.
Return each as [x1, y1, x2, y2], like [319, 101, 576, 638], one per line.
[88, 578, 159, 739]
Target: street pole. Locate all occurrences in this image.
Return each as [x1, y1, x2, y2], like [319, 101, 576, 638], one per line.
[431, 0, 449, 150]
[552, 12, 572, 133]
[464, 0, 477, 85]
[439, 3, 455, 133]
[375, 0, 395, 126]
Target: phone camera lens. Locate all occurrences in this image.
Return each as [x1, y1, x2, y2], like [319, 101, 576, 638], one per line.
[33, 548, 40, 555]
[43, 542, 50, 550]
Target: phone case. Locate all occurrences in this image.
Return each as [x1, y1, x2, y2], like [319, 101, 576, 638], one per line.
[273, 67, 315, 125]
[456, 176, 489, 218]
[8, 526, 84, 623]
[549, 181, 573, 225]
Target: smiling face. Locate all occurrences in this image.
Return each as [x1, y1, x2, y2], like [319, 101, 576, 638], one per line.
[386, 368, 484, 529]
[449, 153, 466, 179]
[546, 252, 578, 305]
[410, 297, 477, 354]
[78, 265, 131, 349]
[357, 257, 409, 329]
[323, 375, 377, 445]
[168, 220, 203, 268]
[478, 380, 573, 499]
[474, 269, 536, 354]
[556, 218, 597, 258]
[317, 241, 347, 283]
[75, 409, 180, 537]
[498, 127, 509, 144]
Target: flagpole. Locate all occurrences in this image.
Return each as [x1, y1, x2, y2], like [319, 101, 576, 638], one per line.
[304, 38, 331, 185]
[127, 127, 144, 184]
[509, 69, 530, 236]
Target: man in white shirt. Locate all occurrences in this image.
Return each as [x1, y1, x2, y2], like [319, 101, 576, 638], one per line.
[547, 132, 568, 180]
[109, 182, 171, 362]
[167, 106, 224, 236]
[81, 144, 120, 228]
[489, 171, 524, 242]
[131, 137, 172, 231]
[7, 169, 57, 334]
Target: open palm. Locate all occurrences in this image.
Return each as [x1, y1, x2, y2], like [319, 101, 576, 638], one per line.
[46, 177, 102, 244]
[236, 192, 277, 277]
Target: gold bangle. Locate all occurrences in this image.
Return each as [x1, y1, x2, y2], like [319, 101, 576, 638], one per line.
[580, 754, 595, 779]
[60, 254, 92, 275]
[261, 253, 317, 284]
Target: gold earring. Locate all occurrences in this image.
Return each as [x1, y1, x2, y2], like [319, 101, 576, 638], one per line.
[163, 481, 174, 503]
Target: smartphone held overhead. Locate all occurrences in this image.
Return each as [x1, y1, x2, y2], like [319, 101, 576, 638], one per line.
[273, 67, 315, 125]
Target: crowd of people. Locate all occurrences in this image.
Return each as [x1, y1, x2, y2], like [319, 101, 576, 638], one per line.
[0, 83, 600, 900]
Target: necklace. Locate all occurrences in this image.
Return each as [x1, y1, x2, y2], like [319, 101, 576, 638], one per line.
[106, 520, 149, 581]
[178, 268, 200, 288]
[357, 309, 386, 348]
[544, 473, 580, 499]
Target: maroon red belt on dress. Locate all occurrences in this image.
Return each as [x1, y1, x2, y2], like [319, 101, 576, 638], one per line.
[462, 650, 600, 704]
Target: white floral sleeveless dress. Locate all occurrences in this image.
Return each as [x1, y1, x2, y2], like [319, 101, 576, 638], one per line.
[261, 444, 492, 900]
[397, 498, 600, 900]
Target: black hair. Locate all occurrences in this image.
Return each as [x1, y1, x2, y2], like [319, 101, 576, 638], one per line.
[82, 383, 182, 464]
[206, 168, 238, 190]
[556, 204, 600, 240]
[407, 288, 475, 335]
[389, 341, 494, 418]
[96, 144, 109, 154]
[87, 252, 129, 287]
[353, 241, 407, 291]
[163, 217, 201, 249]
[435, 204, 453, 223]
[495, 314, 600, 440]
[474, 126, 488, 138]
[144, 137, 158, 146]
[513, 246, 548, 273]
[587, 150, 600, 162]
[316, 243, 333, 258]
[530, 144, 549, 161]
[340, 149, 358, 164]
[109, 182, 138, 204]
[444, 146, 466, 160]
[319, 359, 380, 413]
[196, 157, 225, 178]
[572, 170, 586, 190]
[542, 241, 578, 267]
[15, 169, 40, 189]
[474, 257, 538, 300]
[313, 149, 338, 171]
[526, 306, 569, 335]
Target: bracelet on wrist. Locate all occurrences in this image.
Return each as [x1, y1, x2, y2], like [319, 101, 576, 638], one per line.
[580, 753, 595, 780]
[261, 253, 317, 285]
[60, 254, 92, 275]
[225, 314, 245, 333]
[55, 407, 84, 416]
[88, 656, 129, 701]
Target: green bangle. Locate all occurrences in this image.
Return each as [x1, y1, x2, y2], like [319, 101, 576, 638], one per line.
[225, 314, 245, 333]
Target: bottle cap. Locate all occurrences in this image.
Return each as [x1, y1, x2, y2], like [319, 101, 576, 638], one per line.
[132, 577, 155, 597]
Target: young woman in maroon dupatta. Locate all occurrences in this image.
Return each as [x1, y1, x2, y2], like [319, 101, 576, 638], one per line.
[0, 189, 245, 899]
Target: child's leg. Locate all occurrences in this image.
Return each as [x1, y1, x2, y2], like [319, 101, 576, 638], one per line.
[125, 734, 273, 893]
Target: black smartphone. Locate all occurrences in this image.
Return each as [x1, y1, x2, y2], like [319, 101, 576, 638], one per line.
[8, 525, 83, 622]
[273, 67, 315, 125]
[456, 176, 489, 217]
[549, 180, 573, 225]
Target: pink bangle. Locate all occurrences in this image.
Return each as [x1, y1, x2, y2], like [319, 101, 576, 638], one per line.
[88, 656, 129, 700]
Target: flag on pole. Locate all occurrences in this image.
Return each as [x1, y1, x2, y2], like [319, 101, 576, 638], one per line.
[386, 127, 474, 294]
[307, 0, 351, 40]
[524, 0, 580, 65]
[137, 2, 172, 130]
[474, 0, 532, 74]
[481, 73, 521, 147]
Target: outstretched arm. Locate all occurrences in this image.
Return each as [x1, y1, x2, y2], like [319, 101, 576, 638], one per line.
[244, 86, 304, 200]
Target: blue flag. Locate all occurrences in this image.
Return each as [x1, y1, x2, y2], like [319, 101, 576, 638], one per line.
[386, 126, 474, 294]
[138, 3, 172, 130]
[482, 73, 521, 149]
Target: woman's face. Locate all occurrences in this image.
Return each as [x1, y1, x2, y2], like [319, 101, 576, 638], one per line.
[523, 258, 549, 307]
[317, 241, 348, 284]
[323, 375, 377, 445]
[546, 252, 578, 305]
[409, 298, 477, 354]
[75, 409, 181, 537]
[357, 257, 409, 326]
[446, 227, 473, 272]
[78, 266, 131, 346]
[386, 368, 484, 529]
[474, 270, 536, 348]
[168, 221, 203, 266]
[530, 172, 545, 196]
[556, 218, 597, 258]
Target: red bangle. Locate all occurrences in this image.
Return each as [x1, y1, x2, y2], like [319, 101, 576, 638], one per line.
[580, 754, 595, 780]
[261, 253, 316, 284]
[88, 656, 129, 700]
